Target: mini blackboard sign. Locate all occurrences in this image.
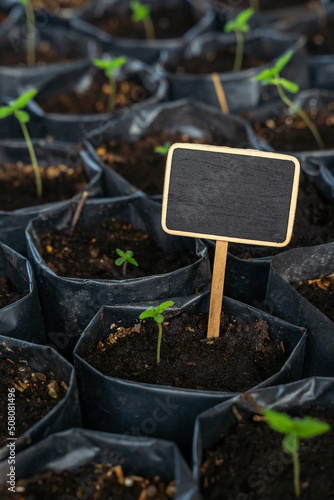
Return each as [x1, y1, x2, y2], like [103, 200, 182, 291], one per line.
[161, 144, 300, 338]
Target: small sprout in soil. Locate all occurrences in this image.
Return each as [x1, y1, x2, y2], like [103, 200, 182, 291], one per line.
[255, 50, 325, 150]
[93, 56, 127, 113]
[224, 8, 254, 72]
[139, 301, 174, 364]
[19, 0, 35, 66]
[263, 408, 331, 498]
[130, 1, 155, 40]
[154, 142, 171, 156]
[115, 248, 138, 277]
[0, 89, 42, 198]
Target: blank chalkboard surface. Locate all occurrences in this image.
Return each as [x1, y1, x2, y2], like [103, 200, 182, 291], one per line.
[162, 144, 300, 247]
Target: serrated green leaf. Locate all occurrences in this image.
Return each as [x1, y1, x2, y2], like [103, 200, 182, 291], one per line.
[155, 314, 164, 324]
[263, 409, 295, 435]
[11, 89, 37, 110]
[127, 256, 138, 267]
[116, 248, 126, 258]
[156, 300, 174, 314]
[126, 250, 134, 258]
[0, 106, 14, 119]
[15, 110, 30, 123]
[277, 77, 299, 94]
[282, 433, 299, 454]
[115, 257, 125, 266]
[293, 417, 331, 439]
[139, 307, 156, 319]
[274, 50, 294, 74]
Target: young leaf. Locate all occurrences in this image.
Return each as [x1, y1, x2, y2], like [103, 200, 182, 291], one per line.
[255, 68, 275, 82]
[139, 307, 156, 319]
[277, 78, 299, 94]
[11, 88, 38, 110]
[155, 314, 164, 323]
[282, 433, 299, 454]
[263, 409, 295, 435]
[156, 301, 175, 314]
[130, 0, 150, 22]
[115, 257, 125, 266]
[293, 417, 331, 439]
[0, 106, 13, 119]
[274, 50, 294, 75]
[15, 110, 30, 123]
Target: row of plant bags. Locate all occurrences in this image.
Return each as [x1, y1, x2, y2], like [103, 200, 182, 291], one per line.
[0, 243, 45, 343]
[25, 56, 168, 143]
[0, 429, 200, 500]
[70, 0, 216, 64]
[265, 242, 334, 378]
[0, 10, 99, 98]
[25, 193, 212, 358]
[157, 30, 309, 114]
[303, 149, 334, 202]
[0, 335, 82, 461]
[73, 292, 306, 460]
[0, 139, 103, 255]
[193, 376, 334, 498]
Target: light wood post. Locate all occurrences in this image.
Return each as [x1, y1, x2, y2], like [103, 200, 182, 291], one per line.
[207, 240, 228, 338]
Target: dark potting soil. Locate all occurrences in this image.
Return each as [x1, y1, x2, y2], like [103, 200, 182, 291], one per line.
[84, 312, 287, 392]
[32, 0, 88, 11]
[41, 219, 198, 280]
[35, 71, 149, 115]
[213, 0, 319, 10]
[291, 275, 334, 322]
[228, 177, 334, 259]
[0, 39, 79, 66]
[307, 23, 334, 56]
[95, 132, 229, 196]
[164, 50, 268, 75]
[200, 405, 334, 500]
[0, 161, 88, 211]
[253, 103, 334, 153]
[90, 5, 197, 40]
[0, 463, 175, 500]
[0, 357, 67, 448]
[0, 277, 25, 309]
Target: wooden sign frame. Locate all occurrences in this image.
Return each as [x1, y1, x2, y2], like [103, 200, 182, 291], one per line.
[162, 143, 300, 248]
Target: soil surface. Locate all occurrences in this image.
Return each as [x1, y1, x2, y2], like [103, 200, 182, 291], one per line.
[41, 219, 199, 280]
[200, 405, 334, 500]
[292, 275, 334, 322]
[228, 178, 334, 259]
[0, 162, 88, 211]
[164, 49, 268, 75]
[32, 0, 88, 11]
[307, 22, 334, 56]
[0, 463, 175, 499]
[84, 312, 288, 392]
[35, 71, 149, 115]
[0, 357, 67, 447]
[253, 103, 334, 152]
[0, 39, 79, 66]
[89, 4, 197, 40]
[0, 277, 25, 309]
[213, 0, 319, 10]
[95, 131, 230, 196]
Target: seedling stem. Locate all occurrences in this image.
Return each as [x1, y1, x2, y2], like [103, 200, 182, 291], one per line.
[19, 119, 42, 198]
[93, 57, 127, 113]
[20, 0, 35, 66]
[224, 8, 254, 72]
[130, 1, 155, 40]
[139, 301, 174, 363]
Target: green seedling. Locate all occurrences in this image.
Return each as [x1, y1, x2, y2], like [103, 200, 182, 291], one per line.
[224, 8, 254, 72]
[19, 0, 35, 66]
[0, 89, 42, 198]
[93, 56, 127, 113]
[255, 50, 325, 149]
[139, 301, 174, 364]
[130, 1, 155, 40]
[115, 248, 138, 277]
[154, 141, 171, 156]
[264, 408, 331, 497]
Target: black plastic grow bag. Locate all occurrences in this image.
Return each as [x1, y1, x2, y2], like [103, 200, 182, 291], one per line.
[0, 242, 45, 344]
[70, 0, 216, 64]
[0, 428, 200, 500]
[0, 335, 82, 461]
[265, 243, 334, 378]
[157, 29, 309, 114]
[0, 139, 103, 255]
[26, 57, 168, 143]
[303, 150, 334, 203]
[26, 194, 212, 356]
[73, 292, 306, 459]
[82, 98, 268, 198]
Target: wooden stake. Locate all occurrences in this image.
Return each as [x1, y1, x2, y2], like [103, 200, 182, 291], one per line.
[207, 240, 228, 338]
[70, 191, 89, 235]
[211, 73, 230, 114]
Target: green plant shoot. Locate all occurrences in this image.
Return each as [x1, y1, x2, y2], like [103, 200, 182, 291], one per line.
[19, 0, 35, 66]
[0, 89, 42, 198]
[130, 1, 155, 40]
[93, 56, 127, 113]
[139, 301, 174, 364]
[224, 8, 254, 72]
[154, 141, 171, 156]
[115, 248, 138, 277]
[264, 408, 331, 498]
[255, 50, 325, 149]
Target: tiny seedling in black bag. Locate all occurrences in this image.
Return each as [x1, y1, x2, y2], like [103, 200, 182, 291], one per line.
[115, 248, 138, 277]
[154, 142, 171, 156]
[224, 8, 254, 72]
[139, 301, 174, 364]
[130, 1, 155, 40]
[0, 89, 42, 198]
[255, 50, 325, 150]
[264, 408, 331, 497]
[19, 0, 35, 66]
[93, 56, 127, 113]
